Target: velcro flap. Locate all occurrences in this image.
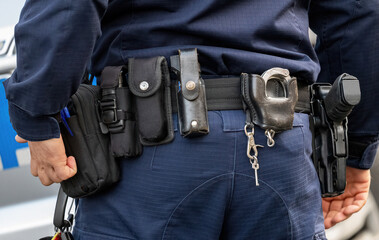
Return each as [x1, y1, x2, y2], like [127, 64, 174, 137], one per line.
[178, 49, 201, 101]
[128, 57, 165, 97]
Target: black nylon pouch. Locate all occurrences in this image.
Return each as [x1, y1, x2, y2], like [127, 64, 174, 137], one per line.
[60, 84, 119, 198]
[128, 57, 174, 145]
[100, 66, 142, 157]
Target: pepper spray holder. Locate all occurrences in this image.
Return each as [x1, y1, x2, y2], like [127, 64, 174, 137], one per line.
[170, 49, 209, 137]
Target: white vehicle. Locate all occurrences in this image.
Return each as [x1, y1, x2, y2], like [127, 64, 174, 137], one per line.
[0, 25, 17, 75]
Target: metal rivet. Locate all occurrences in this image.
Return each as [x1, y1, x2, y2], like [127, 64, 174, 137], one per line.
[186, 81, 196, 91]
[139, 81, 149, 91]
[191, 120, 198, 128]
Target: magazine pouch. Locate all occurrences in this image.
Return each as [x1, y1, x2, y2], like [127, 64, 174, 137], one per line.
[128, 57, 174, 145]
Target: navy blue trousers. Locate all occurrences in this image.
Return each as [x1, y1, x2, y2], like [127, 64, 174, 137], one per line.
[73, 110, 326, 239]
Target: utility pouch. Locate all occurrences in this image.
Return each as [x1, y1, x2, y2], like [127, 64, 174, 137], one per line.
[100, 66, 142, 157]
[170, 48, 209, 137]
[241, 68, 298, 132]
[60, 84, 119, 198]
[128, 57, 174, 145]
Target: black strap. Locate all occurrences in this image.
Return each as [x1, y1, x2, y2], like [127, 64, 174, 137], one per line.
[171, 77, 310, 113]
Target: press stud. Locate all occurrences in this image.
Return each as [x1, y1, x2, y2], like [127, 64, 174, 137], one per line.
[140, 81, 149, 91]
[191, 120, 198, 128]
[186, 81, 196, 91]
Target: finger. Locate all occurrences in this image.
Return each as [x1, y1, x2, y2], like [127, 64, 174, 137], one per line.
[46, 166, 62, 183]
[325, 200, 343, 222]
[30, 160, 38, 177]
[29, 151, 38, 177]
[322, 200, 331, 218]
[67, 156, 77, 173]
[330, 208, 352, 227]
[343, 203, 363, 216]
[38, 168, 54, 186]
[342, 197, 354, 208]
[329, 199, 344, 212]
[15, 135, 28, 143]
[55, 156, 77, 181]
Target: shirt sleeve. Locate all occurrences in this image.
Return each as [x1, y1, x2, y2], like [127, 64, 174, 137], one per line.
[309, 0, 379, 169]
[2, 0, 108, 141]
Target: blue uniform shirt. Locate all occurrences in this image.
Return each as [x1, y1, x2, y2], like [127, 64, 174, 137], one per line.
[3, 0, 379, 168]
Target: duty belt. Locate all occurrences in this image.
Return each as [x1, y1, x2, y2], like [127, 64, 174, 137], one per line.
[171, 77, 311, 114]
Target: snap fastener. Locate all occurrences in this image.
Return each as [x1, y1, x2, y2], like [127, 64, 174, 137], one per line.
[139, 81, 149, 91]
[191, 120, 198, 128]
[186, 81, 196, 91]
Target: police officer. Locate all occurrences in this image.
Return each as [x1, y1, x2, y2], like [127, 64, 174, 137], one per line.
[3, 0, 378, 239]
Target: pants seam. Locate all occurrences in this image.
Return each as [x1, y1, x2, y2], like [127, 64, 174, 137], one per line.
[161, 173, 233, 240]
[75, 226, 135, 240]
[235, 172, 293, 240]
[226, 131, 237, 212]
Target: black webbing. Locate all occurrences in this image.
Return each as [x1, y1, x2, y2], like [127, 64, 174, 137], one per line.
[171, 77, 310, 113]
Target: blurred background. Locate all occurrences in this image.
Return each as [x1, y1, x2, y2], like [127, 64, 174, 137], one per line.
[0, 1, 61, 239]
[0, 1, 378, 240]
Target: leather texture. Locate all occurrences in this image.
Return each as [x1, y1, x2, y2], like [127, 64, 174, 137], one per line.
[241, 73, 298, 131]
[174, 49, 209, 137]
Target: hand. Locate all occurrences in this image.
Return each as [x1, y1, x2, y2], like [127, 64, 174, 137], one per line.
[16, 135, 77, 186]
[322, 166, 371, 229]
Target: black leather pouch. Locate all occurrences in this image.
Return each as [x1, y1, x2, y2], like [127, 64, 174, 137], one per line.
[240, 68, 298, 131]
[128, 57, 174, 145]
[60, 84, 119, 198]
[99, 66, 142, 157]
[170, 49, 209, 137]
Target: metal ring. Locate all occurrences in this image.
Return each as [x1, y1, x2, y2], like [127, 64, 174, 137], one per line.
[265, 129, 276, 147]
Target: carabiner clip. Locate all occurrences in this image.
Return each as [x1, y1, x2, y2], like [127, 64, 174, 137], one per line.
[244, 124, 263, 159]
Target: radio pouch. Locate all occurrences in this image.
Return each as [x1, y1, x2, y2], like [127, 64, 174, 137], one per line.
[128, 57, 174, 145]
[170, 48, 209, 137]
[60, 84, 120, 198]
[99, 66, 142, 157]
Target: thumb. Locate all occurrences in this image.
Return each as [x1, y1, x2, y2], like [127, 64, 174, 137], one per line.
[67, 156, 77, 175]
[15, 135, 28, 143]
[56, 156, 77, 180]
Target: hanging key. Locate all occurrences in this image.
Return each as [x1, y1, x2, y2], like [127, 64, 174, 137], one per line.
[244, 124, 263, 186]
[250, 156, 260, 186]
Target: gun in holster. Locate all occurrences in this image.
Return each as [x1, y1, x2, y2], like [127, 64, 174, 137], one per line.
[310, 73, 361, 197]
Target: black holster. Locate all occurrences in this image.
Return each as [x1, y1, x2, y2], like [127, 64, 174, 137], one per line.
[310, 73, 361, 197]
